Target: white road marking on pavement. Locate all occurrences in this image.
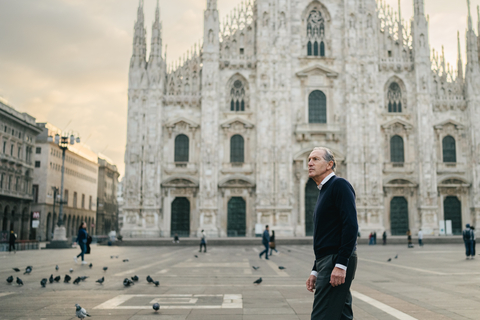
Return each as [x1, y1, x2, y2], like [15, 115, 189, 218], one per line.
[114, 257, 174, 276]
[94, 294, 242, 310]
[156, 269, 169, 274]
[244, 268, 252, 274]
[265, 259, 289, 277]
[352, 291, 418, 320]
[252, 248, 259, 253]
[0, 292, 14, 298]
[359, 257, 446, 275]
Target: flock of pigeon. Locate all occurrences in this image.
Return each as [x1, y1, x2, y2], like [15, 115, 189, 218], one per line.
[251, 265, 287, 285]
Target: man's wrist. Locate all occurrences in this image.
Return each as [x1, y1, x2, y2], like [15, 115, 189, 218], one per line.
[310, 271, 318, 277]
[334, 263, 347, 271]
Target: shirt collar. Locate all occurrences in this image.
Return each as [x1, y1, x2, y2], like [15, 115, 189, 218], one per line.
[317, 172, 336, 190]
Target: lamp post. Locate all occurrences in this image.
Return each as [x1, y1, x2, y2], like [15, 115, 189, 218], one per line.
[48, 133, 80, 248]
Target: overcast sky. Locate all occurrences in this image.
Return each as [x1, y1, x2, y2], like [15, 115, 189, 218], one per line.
[0, 0, 477, 178]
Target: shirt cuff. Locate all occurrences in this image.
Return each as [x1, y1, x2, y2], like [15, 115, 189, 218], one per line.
[310, 271, 318, 277]
[335, 263, 347, 271]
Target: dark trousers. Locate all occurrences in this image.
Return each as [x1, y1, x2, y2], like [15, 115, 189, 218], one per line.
[9, 243, 15, 252]
[199, 242, 206, 252]
[418, 239, 423, 246]
[259, 243, 269, 259]
[465, 240, 474, 257]
[76, 243, 86, 261]
[311, 252, 357, 320]
[473, 240, 476, 256]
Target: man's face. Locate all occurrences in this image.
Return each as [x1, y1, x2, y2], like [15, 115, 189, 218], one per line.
[308, 149, 332, 179]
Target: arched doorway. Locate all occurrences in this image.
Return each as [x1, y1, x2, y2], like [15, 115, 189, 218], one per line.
[171, 197, 190, 237]
[227, 197, 246, 237]
[305, 179, 318, 236]
[444, 196, 462, 235]
[390, 197, 409, 235]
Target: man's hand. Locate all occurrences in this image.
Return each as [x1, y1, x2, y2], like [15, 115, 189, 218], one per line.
[330, 267, 346, 287]
[306, 275, 317, 292]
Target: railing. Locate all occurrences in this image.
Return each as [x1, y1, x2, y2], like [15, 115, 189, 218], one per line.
[0, 240, 39, 252]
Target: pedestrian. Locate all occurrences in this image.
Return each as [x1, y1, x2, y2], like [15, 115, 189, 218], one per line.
[8, 230, 16, 254]
[373, 231, 377, 245]
[368, 232, 373, 245]
[259, 225, 270, 260]
[418, 229, 424, 247]
[407, 229, 413, 248]
[305, 147, 358, 320]
[86, 234, 92, 254]
[74, 222, 88, 265]
[269, 230, 278, 256]
[463, 224, 474, 259]
[199, 229, 207, 253]
[471, 226, 476, 256]
[382, 231, 387, 245]
[173, 233, 180, 243]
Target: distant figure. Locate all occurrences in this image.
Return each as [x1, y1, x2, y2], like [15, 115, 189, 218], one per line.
[407, 229, 413, 248]
[269, 230, 278, 256]
[463, 224, 474, 259]
[9, 230, 16, 253]
[373, 231, 377, 245]
[199, 230, 207, 253]
[368, 232, 373, 245]
[259, 225, 270, 260]
[471, 226, 476, 256]
[418, 229, 424, 247]
[74, 222, 88, 264]
[173, 233, 179, 243]
[382, 231, 387, 245]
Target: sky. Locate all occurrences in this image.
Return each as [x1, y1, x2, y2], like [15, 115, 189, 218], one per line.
[0, 0, 478, 178]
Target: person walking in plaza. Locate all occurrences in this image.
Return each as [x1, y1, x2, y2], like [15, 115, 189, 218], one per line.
[471, 226, 476, 256]
[74, 222, 88, 265]
[259, 225, 270, 260]
[8, 230, 16, 253]
[463, 224, 474, 259]
[199, 229, 207, 253]
[418, 229, 424, 247]
[173, 233, 180, 243]
[407, 229, 413, 248]
[373, 231, 377, 245]
[269, 230, 278, 256]
[368, 232, 373, 245]
[305, 147, 358, 320]
[382, 231, 387, 245]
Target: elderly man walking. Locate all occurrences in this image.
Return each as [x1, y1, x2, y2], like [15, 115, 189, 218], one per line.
[305, 147, 358, 320]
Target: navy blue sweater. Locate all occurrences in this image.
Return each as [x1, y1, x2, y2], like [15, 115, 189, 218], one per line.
[312, 176, 358, 270]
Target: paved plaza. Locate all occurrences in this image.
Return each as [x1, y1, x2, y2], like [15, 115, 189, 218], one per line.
[0, 243, 479, 320]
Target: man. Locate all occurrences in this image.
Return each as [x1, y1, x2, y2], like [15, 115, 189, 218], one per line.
[305, 147, 358, 320]
[382, 231, 387, 245]
[259, 225, 270, 260]
[463, 224, 474, 259]
[199, 229, 207, 253]
[418, 229, 424, 247]
[9, 230, 16, 254]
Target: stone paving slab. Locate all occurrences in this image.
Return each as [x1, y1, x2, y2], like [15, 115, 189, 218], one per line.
[1, 243, 479, 319]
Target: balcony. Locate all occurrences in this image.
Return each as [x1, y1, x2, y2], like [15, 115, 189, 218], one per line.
[436, 162, 465, 174]
[221, 162, 254, 174]
[164, 162, 198, 175]
[383, 162, 414, 174]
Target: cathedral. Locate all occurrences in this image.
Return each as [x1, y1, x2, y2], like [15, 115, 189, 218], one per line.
[121, 0, 480, 238]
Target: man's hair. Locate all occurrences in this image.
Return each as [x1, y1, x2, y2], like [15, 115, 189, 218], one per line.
[313, 147, 337, 171]
[265, 225, 269, 228]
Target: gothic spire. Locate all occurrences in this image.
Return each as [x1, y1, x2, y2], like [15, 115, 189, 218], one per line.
[397, 0, 404, 45]
[466, 0, 479, 73]
[414, 0, 425, 17]
[131, 0, 146, 69]
[207, 0, 217, 10]
[149, 0, 163, 66]
[467, 0, 473, 31]
[458, 31, 464, 81]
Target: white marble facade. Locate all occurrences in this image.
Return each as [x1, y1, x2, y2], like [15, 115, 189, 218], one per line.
[121, 0, 480, 238]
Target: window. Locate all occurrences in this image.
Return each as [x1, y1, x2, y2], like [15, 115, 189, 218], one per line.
[174, 134, 189, 162]
[3, 126, 6, 133]
[8, 175, 12, 190]
[17, 146, 21, 158]
[35, 161, 41, 168]
[89, 196, 92, 210]
[10, 144, 14, 156]
[230, 79, 246, 111]
[73, 192, 77, 208]
[81, 194, 85, 209]
[2, 141, 5, 153]
[0, 173, 4, 189]
[64, 190, 69, 205]
[442, 136, 456, 163]
[306, 9, 325, 57]
[36, 147, 41, 154]
[390, 135, 404, 163]
[387, 82, 402, 112]
[230, 135, 244, 163]
[32, 185, 39, 203]
[308, 90, 327, 123]
[15, 177, 20, 191]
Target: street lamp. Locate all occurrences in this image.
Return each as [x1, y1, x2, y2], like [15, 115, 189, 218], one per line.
[48, 132, 80, 248]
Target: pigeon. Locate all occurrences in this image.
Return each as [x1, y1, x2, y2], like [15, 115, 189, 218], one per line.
[64, 274, 72, 283]
[278, 266, 286, 270]
[96, 277, 104, 284]
[122, 259, 129, 262]
[12, 268, 20, 272]
[49, 274, 54, 283]
[6, 276, 14, 283]
[110, 256, 114, 259]
[55, 265, 59, 271]
[395, 255, 398, 259]
[153, 280, 160, 287]
[131, 275, 139, 282]
[16, 277, 24, 286]
[253, 277, 262, 285]
[24, 266, 32, 275]
[89, 263, 92, 269]
[80, 276, 88, 281]
[75, 304, 91, 319]
[70, 268, 74, 273]
[252, 266, 260, 270]
[288, 250, 291, 252]
[387, 258, 392, 262]
[146, 275, 154, 283]
[41, 278, 48, 287]
[123, 278, 134, 287]
[54, 276, 61, 282]
[73, 277, 82, 285]
[115, 256, 119, 258]
[194, 255, 198, 258]
[153, 303, 160, 311]
[103, 267, 108, 272]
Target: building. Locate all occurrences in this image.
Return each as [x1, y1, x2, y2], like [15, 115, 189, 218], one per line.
[0, 100, 42, 240]
[122, 0, 480, 238]
[32, 123, 99, 241]
[117, 179, 124, 231]
[96, 155, 120, 235]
